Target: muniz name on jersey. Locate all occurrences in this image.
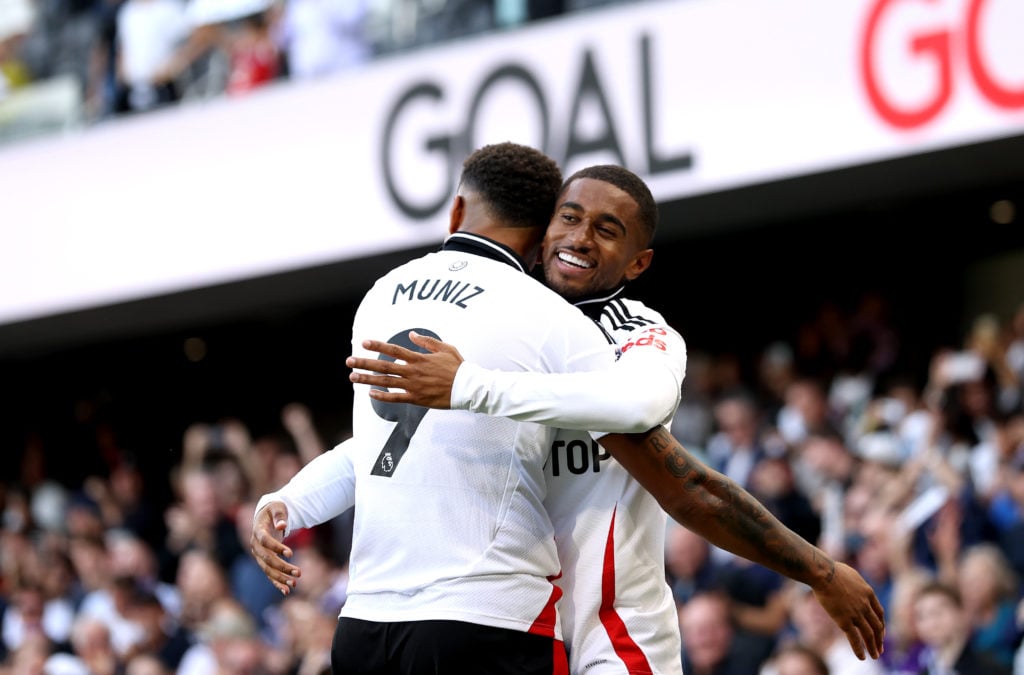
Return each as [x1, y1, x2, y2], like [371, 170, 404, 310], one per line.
[391, 277, 485, 308]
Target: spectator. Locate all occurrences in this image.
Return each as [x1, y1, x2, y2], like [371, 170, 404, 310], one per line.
[271, 0, 371, 80]
[67, 533, 110, 609]
[64, 615, 124, 675]
[879, 566, 932, 674]
[778, 377, 842, 448]
[76, 573, 146, 659]
[756, 341, 799, 427]
[664, 520, 720, 606]
[679, 590, 764, 675]
[122, 586, 194, 672]
[223, 10, 280, 96]
[913, 580, 1011, 675]
[106, 530, 180, 618]
[706, 389, 773, 493]
[113, 0, 188, 113]
[1, 583, 65, 655]
[125, 652, 172, 675]
[1006, 304, 1024, 394]
[265, 596, 334, 675]
[162, 464, 245, 580]
[174, 549, 231, 636]
[179, 597, 266, 675]
[990, 426, 1024, 581]
[670, 349, 717, 454]
[84, 460, 164, 550]
[955, 543, 1021, 669]
[713, 555, 788, 669]
[3, 631, 52, 674]
[0, 0, 35, 96]
[748, 455, 821, 547]
[786, 583, 883, 675]
[760, 642, 831, 675]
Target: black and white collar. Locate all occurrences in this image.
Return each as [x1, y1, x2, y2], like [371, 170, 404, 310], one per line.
[442, 232, 529, 274]
[572, 286, 626, 321]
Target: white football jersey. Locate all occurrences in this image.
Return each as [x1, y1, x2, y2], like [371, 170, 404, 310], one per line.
[447, 287, 688, 673]
[340, 232, 618, 639]
[551, 293, 686, 675]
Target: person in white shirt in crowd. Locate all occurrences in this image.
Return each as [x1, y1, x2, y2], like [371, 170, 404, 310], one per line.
[272, 0, 371, 80]
[113, 0, 188, 112]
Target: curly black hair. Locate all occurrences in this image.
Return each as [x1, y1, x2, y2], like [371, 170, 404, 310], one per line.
[459, 142, 563, 230]
[560, 165, 658, 246]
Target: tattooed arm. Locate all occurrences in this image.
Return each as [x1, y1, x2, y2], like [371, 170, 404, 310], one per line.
[598, 426, 886, 660]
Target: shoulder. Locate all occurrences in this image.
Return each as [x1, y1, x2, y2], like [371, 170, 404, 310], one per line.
[602, 297, 686, 353]
[599, 297, 668, 333]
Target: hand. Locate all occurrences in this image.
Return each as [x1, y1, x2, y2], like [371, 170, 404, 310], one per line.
[221, 419, 252, 457]
[250, 501, 301, 595]
[346, 331, 464, 408]
[282, 402, 314, 436]
[182, 423, 212, 464]
[926, 500, 961, 564]
[812, 561, 886, 660]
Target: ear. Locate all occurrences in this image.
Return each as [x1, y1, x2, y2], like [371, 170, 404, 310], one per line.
[623, 248, 653, 282]
[448, 195, 465, 235]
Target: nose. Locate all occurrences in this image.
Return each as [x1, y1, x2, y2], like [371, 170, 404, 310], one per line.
[565, 222, 594, 250]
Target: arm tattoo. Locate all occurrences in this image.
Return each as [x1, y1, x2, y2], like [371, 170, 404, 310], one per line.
[646, 428, 831, 583]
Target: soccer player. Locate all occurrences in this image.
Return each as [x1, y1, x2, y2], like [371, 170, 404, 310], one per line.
[250, 144, 686, 675]
[343, 166, 886, 671]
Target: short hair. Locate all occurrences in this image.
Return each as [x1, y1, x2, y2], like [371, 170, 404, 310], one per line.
[459, 142, 563, 229]
[916, 580, 962, 608]
[560, 165, 658, 245]
[772, 643, 830, 675]
[960, 542, 1019, 601]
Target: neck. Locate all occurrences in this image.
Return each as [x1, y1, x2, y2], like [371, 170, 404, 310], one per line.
[459, 219, 538, 262]
[935, 635, 968, 668]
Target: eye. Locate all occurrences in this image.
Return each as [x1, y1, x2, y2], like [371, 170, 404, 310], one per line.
[559, 213, 578, 224]
[597, 226, 617, 238]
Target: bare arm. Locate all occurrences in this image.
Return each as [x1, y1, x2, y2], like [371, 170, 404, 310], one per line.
[282, 402, 326, 465]
[599, 426, 886, 660]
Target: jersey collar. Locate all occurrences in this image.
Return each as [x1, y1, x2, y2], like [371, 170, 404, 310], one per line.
[572, 286, 626, 320]
[442, 232, 530, 273]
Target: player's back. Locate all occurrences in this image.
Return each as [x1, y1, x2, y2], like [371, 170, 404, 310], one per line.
[343, 234, 616, 637]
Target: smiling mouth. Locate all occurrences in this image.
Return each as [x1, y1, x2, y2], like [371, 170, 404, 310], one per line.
[557, 251, 594, 269]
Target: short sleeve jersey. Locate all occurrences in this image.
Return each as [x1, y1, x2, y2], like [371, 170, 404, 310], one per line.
[546, 291, 687, 675]
[341, 232, 618, 639]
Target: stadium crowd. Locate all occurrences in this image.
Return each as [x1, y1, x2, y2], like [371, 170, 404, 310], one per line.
[0, 0, 621, 141]
[1, 292, 1022, 674]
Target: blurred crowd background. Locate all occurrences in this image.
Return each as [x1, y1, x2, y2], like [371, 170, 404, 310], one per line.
[0, 0, 622, 143]
[1, 289, 1023, 674]
[2, 0, 1024, 673]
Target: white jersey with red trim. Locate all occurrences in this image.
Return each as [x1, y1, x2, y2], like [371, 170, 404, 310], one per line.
[340, 232, 620, 639]
[547, 294, 686, 675]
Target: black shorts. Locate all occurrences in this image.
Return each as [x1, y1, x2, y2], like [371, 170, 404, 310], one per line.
[331, 617, 568, 675]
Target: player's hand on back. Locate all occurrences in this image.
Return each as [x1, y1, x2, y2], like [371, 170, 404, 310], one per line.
[250, 501, 301, 595]
[347, 331, 463, 409]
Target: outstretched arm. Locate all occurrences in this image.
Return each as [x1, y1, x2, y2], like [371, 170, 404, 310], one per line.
[599, 426, 886, 660]
[250, 437, 360, 594]
[347, 328, 685, 433]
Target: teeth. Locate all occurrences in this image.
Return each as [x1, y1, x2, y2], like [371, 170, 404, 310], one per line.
[558, 251, 593, 268]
